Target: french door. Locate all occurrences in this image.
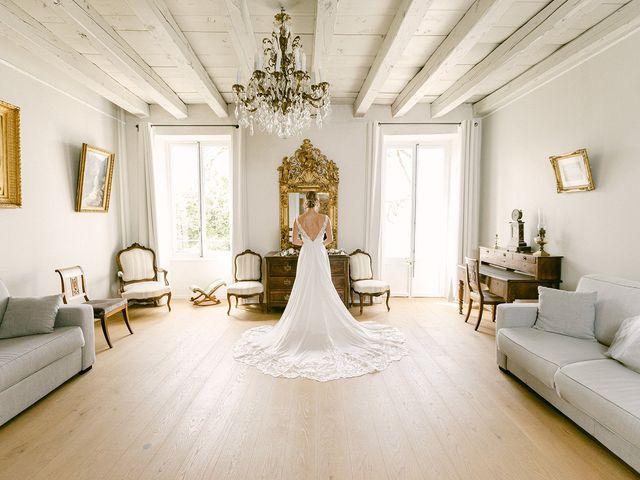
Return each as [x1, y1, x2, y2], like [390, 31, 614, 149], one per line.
[381, 141, 451, 297]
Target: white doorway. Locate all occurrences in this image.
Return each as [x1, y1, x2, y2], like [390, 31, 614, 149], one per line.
[381, 136, 456, 297]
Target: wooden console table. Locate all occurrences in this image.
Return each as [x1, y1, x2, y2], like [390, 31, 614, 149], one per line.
[264, 252, 349, 311]
[457, 247, 562, 314]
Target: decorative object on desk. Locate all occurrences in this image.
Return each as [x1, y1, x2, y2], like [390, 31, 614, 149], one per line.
[279, 139, 338, 250]
[533, 227, 550, 257]
[0, 99, 21, 208]
[75, 144, 115, 212]
[279, 248, 298, 256]
[549, 148, 594, 193]
[507, 208, 531, 253]
[328, 248, 346, 255]
[232, 8, 330, 138]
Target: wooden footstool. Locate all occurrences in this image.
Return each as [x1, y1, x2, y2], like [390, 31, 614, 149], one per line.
[189, 280, 226, 306]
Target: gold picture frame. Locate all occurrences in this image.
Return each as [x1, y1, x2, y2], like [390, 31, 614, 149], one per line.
[549, 148, 595, 193]
[278, 139, 339, 250]
[75, 143, 115, 212]
[0, 100, 21, 208]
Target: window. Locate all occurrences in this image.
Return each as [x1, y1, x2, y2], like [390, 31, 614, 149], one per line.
[167, 139, 231, 258]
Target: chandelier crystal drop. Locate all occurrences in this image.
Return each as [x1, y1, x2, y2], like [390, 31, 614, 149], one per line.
[232, 8, 331, 138]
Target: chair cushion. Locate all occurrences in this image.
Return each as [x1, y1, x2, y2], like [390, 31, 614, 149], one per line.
[352, 279, 390, 294]
[350, 253, 373, 281]
[84, 299, 127, 317]
[0, 295, 63, 339]
[190, 279, 226, 294]
[236, 254, 261, 281]
[497, 327, 608, 389]
[0, 326, 84, 391]
[121, 282, 171, 300]
[119, 248, 156, 282]
[227, 281, 264, 296]
[555, 359, 640, 448]
[470, 289, 505, 303]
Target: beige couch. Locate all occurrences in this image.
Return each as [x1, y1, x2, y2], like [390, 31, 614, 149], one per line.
[496, 274, 640, 472]
[0, 280, 95, 426]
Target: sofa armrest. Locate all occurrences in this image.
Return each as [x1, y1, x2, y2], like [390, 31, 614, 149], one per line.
[496, 303, 538, 332]
[55, 304, 95, 370]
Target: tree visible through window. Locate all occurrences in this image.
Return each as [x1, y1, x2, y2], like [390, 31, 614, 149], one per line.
[168, 140, 231, 257]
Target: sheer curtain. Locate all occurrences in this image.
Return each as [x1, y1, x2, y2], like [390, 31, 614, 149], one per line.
[364, 121, 383, 277]
[450, 119, 482, 300]
[231, 126, 248, 265]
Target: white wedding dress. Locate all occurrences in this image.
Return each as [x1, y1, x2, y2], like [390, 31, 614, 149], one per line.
[233, 215, 408, 382]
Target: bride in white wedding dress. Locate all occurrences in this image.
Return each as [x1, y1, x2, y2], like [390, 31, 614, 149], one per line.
[233, 192, 408, 382]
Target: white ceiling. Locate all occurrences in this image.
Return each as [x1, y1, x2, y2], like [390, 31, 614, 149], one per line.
[1, 0, 636, 118]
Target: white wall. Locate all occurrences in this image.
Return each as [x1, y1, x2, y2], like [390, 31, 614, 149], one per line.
[0, 45, 124, 297]
[480, 31, 640, 289]
[125, 103, 472, 295]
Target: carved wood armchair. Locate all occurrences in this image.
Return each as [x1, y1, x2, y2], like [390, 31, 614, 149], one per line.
[349, 249, 391, 314]
[116, 243, 172, 312]
[227, 249, 264, 315]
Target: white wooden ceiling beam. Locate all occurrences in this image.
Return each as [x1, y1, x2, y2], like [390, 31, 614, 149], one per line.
[353, 0, 435, 117]
[313, 0, 339, 81]
[127, 0, 228, 118]
[431, 0, 602, 118]
[391, 0, 515, 118]
[224, 0, 256, 80]
[474, 0, 640, 117]
[52, 0, 187, 119]
[0, 0, 149, 117]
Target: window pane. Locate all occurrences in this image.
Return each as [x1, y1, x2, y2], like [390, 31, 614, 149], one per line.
[169, 143, 201, 255]
[201, 143, 231, 253]
[383, 146, 413, 258]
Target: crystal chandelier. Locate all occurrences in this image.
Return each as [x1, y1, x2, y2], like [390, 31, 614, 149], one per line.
[232, 8, 331, 138]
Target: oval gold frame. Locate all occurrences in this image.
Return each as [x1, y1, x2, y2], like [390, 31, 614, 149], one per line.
[278, 139, 338, 249]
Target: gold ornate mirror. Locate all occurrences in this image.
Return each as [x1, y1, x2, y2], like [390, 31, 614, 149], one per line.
[278, 139, 338, 249]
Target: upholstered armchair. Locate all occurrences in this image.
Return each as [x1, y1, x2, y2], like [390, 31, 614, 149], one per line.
[349, 249, 391, 314]
[116, 243, 172, 311]
[227, 249, 264, 315]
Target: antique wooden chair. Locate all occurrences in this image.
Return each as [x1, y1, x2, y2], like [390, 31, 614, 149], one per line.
[464, 257, 506, 331]
[349, 249, 391, 314]
[189, 279, 226, 306]
[227, 250, 264, 315]
[116, 243, 172, 311]
[55, 265, 132, 349]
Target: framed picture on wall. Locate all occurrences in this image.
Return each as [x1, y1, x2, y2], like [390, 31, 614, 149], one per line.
[0, 99, 21, 208]
[549, 148, 595, 193]
[75, 143, 115, 212]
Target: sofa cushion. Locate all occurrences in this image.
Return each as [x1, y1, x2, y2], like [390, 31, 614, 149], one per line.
[0, 326, 84, 391]
[577, 275, 640, 346]
[0, 295, 63, 339]
[606, 315, 640, 374]
[0, 281, 8, 323]
[497, 327, 608, 388]
[555, 359, 640, 448]
[534, 287, 597, 340]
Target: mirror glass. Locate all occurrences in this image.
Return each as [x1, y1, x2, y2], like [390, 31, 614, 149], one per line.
[287, 192, 330, 242]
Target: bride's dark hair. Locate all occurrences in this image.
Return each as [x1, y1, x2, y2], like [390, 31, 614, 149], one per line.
[305, 191, 319, 209]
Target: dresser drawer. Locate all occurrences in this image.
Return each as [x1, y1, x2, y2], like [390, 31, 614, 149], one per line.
[331, 276, 346, 290]
[267, 260, 297, 276]
[512, 255, 536, 275]
[329, 258, 346, 276]
[269, 290, 293, 304]
[269, 276, 295, 290]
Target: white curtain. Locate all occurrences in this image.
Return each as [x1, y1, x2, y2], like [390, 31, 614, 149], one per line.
[450, 119, 482, 299]
[231, 126, 247, 273]
[364, 121, 383, 277]
[136, 122, 165, 266]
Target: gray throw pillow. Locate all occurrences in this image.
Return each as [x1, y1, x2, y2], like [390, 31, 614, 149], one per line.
[534, 287, 597, 340]
[0, 294, 62, 339]
[605, 315, 640, 373]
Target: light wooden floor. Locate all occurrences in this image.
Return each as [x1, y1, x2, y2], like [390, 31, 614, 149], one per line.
[0, 299, 637, 480]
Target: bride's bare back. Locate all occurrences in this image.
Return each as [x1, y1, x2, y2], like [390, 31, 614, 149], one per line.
[293, 210, 333, 245]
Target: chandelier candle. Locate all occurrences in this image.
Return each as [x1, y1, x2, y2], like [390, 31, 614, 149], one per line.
[232, 8, 331, 138]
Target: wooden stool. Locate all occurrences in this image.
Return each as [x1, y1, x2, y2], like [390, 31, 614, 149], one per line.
[189, 279, 226, 306]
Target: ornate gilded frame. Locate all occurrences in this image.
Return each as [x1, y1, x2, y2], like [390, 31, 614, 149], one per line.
[549, 148, 595, 193]
[75, 143, 115, 212]
[278, 139, 338, 249]
[0, 100, 21, 208]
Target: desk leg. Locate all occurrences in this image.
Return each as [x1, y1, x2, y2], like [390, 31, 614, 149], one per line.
[458, 280, 464, 315]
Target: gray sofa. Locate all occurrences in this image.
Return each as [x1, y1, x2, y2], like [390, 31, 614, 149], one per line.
[496, 274, 640, 472]
[0, 280, 95, 426]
